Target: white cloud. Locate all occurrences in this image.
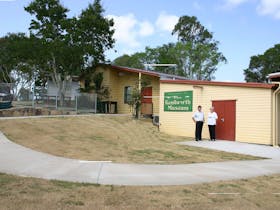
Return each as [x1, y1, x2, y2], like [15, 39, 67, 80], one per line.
[139, 21, 155, 36]
[257, 0, 280, 19]
[107, 14, 155, 49]
[221, 0, 280, 19]
[107, 13, 140, 48]
[156, 12, 179, 32]
[106, 12, 180, 58]
[221, 0, 250, 10]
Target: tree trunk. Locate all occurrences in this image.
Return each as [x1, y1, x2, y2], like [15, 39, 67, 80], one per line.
[52, 73, 71, 108]
[50, 54, 71, 108]
[135, 101, 141, 119]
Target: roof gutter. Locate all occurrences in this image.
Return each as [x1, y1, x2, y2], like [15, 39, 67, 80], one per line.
[272, 83, 280, 147]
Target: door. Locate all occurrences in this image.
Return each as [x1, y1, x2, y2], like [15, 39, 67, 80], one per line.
[141, 87, 153, 115]
[141, 87, 152, 103]
[212, 100, 236, 141]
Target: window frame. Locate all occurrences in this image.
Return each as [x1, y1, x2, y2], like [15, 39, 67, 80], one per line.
[124, 86, 132, 104]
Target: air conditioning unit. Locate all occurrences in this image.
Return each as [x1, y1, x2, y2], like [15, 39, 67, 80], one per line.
[153, 115, 159, 126]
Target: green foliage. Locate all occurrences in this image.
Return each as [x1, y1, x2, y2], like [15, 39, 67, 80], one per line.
[76, 0, 115, 66]
[80, 68, 110, 101]
[113, 53, 146, 69]
[0, 33, 36, 83]
[19, 0, 114, 104]
[1, 0, 114, 103]
[113, 15, 226, 81]
[172, 16, 212, 44]
[128, 77, 151, 119]
[24, 0, 114, 76]
[92, 72, 110, 101]
[244, 44, 280, 82]
[25, 0, 69, 39]
[0, 33, 40, 99]
[172, 15, 227, 80]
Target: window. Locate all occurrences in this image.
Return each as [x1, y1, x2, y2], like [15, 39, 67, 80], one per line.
[124, 86, 132, 104]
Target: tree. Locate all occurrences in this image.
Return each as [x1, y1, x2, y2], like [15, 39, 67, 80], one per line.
[112, 15, 226, 80]
[172, 15, 227, 80]
[113, 53, 146, 69]
[128, 77, 151, 119]
[0, 33, 37, 99]
[144, 43, 187, 76]
[244, 44, 280, 82]
[24, 0, 114, 105]
[172, 16, 212, 44]
[79, 67, 110, 112]
[0, 37, 12, 83]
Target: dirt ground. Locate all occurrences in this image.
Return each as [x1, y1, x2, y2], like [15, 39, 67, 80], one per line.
[0, 115, 260, 164]
[0, 115, 277, 209]
[0, 173, 280, 210]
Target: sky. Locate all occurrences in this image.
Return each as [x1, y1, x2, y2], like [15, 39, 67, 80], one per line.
[0, 0, 280, 82]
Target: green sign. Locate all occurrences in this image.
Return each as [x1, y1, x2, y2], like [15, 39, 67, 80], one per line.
[164, 91, 193, 112]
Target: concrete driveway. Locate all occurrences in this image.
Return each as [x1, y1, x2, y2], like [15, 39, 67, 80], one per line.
[178, 140, 280, 159]
[1, 131, 280, 186]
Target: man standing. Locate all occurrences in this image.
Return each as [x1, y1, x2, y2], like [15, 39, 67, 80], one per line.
[208, 106, 218, 141]
[192, 105, 204, 141]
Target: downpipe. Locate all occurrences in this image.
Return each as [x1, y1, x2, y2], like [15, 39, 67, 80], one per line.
[272, 83, 280, 147]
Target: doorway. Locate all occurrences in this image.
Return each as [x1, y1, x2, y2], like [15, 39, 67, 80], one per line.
[212, 100, 236, 141]
[141, 87, 153, 115]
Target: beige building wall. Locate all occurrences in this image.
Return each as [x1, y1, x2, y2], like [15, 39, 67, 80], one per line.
[95, 66, 160, 115]
[104, 67, 138, 114]
[278, 94, 280, 145]
[159, 83, 273, 145]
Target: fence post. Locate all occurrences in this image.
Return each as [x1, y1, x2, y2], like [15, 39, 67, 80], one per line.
[32, 88, 35, 108]
[75, 95, 78, 113]
[55, 95, 58, 110]
[32, 73, 35, 109]
[95, 93, 97, 113]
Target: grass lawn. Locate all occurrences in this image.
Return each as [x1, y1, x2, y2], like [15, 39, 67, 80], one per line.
[0, 173, 280, 210]
[0, 115, 260, 164]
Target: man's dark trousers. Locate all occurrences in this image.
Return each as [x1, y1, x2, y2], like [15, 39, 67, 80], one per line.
[195, 121, 203, 140]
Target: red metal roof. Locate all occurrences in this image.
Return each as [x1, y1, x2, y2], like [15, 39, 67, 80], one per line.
[102, 64, 278, 89]
[109, 65, 189, 80]
[110, 65, 160, 77]
[160, 79, 278, 89]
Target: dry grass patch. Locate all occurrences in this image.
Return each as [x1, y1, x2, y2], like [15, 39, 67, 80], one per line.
[0, 173, 280, 210]
[0, 115, 260, 163]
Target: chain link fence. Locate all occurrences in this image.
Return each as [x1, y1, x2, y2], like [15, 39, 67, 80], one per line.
[0, 82, 97, 113]
[34, 93, 97, 113]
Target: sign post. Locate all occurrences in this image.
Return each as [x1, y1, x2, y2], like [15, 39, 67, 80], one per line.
[164, 91, 193, 112]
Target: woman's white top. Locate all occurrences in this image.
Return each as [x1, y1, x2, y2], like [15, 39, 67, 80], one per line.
[207, 112, 218, 125]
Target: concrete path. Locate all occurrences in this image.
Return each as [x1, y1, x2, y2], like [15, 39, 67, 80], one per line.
[1, 132, 280, 186]
[178, 140, 280, 159]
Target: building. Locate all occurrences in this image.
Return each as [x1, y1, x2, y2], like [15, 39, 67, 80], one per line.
[84, 65, 280, 146]
[89, 65, 187, 115]
[159, 78, 280, 146]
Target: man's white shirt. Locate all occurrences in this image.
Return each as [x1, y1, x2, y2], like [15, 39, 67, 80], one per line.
[193, 111, 204, 122]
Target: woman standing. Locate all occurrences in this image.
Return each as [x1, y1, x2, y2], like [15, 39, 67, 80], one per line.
[208, 107, 218, 141]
